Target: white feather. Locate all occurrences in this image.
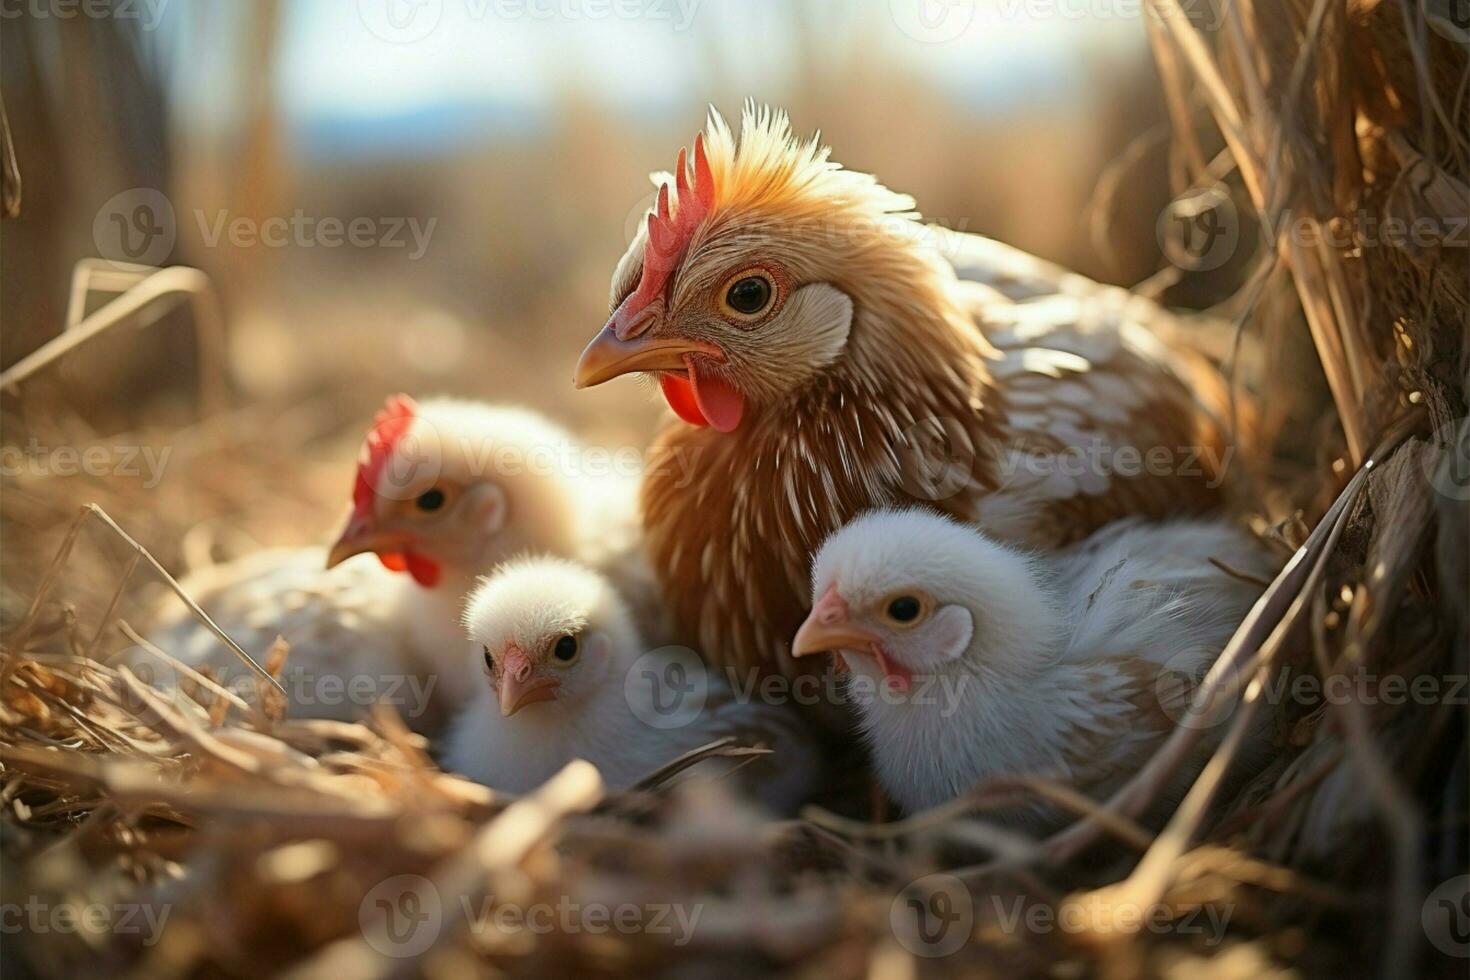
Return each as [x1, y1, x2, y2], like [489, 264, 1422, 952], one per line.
[443, 557, 820, 812]
[807, 509, 1277, 826]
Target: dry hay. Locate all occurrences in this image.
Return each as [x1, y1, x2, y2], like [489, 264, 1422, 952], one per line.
[2, 1, 1468, 977]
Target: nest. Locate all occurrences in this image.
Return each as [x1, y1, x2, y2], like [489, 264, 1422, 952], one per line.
[2, 2, 1466, 976]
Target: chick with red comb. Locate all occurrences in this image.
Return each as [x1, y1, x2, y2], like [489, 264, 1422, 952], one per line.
[141, 395, 637, 732]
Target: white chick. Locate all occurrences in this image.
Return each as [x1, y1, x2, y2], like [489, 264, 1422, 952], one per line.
[143, 394, 634, 731]
[791, 509, 1277, 827]
[443, 556, 819, 811]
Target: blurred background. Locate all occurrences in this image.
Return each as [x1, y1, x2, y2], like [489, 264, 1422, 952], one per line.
[2, 0, 1243, 617]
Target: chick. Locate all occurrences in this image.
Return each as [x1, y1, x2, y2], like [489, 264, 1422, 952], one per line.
[443, 556, 818, 811]
[791, 510, 1276, 827]
[143, 395, 634, 731]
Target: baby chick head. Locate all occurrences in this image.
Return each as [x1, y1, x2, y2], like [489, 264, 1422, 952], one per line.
[793, 509, 1056, 695]
[326, 396, 585, 589]
[463, 557, 640, 717]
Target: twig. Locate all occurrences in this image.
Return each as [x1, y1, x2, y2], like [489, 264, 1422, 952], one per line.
[1045, 412, 1423, 861]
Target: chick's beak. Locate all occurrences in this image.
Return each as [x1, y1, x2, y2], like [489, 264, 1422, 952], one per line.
[497, 646, 561, 717]
[325, 509, 406, 570]
[791, 584, 882, 658]
[574, 321, 724, 389]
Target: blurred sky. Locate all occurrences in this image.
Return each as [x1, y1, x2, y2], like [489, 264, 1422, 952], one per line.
[165, 1, 1146, 158]
[5, 0, 1177, 438]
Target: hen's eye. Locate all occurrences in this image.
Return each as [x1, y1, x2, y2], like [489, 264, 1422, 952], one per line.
[482, 645, 495, 671]
[886, 596, 923, 624]
[725, 275, 772, 315]
[552, 634, 580, 663]
[415, 488, 446, 512]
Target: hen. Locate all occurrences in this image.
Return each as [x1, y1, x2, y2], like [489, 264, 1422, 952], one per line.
[142, 395, 629, 730]
[574, 104, 1235, 684]
[792, 509, 1276, 825]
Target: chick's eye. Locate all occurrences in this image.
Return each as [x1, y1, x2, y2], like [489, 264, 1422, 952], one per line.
[886, 596, 923, 624]
[415, 488, 446, 512]
[725, 275, 772, 316]
[482, 645, 495, 671]
[552, 634, 580, 663]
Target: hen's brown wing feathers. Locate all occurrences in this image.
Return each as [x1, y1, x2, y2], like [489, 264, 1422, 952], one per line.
[961, 282, 1229, 548]
[641, 235, 1232, 687]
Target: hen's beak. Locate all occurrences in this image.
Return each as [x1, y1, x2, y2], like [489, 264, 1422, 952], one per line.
[325, 511, 405, 570]
[791, 584, 882, 658]
[497, 646, 561, 716]
[574, 324, 724, 389]
[499, 673, 560, 717]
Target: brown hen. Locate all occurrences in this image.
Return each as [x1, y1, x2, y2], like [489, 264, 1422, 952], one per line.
[575, 105, 1234, 687]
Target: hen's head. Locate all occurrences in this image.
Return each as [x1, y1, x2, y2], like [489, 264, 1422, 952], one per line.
[325, 395, 586, 588]
[792, 509, 1055, 696]
[575, 104, 943, 433]
[463, 557, 640, 717]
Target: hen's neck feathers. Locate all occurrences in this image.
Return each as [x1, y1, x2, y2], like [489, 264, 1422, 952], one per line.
[642, 233, 1007, 675]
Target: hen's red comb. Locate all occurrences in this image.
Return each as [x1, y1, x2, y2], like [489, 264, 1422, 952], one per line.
[613, 134, 715, 335]
[351, 393, 418, 517]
